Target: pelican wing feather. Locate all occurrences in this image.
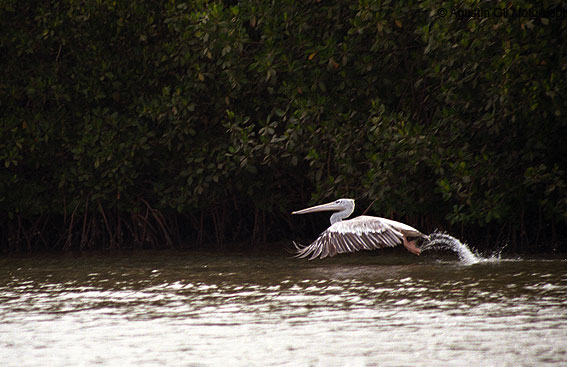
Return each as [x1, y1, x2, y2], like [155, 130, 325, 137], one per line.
[294, 215, 410, 260]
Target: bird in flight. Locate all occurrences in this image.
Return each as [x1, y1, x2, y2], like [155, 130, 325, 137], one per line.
[292, 198, 428, 260]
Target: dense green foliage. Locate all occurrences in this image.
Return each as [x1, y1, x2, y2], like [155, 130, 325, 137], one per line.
[1, 0, 566, 252]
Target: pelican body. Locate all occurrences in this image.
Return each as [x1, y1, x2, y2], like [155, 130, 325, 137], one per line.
[291, 199, 428, 260]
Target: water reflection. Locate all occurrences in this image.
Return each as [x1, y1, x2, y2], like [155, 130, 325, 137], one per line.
[1, 252, 566, 366]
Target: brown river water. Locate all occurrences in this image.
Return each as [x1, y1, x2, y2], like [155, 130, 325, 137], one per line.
[1, 249, 566, 366]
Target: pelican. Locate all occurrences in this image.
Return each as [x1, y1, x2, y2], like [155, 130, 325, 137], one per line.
[291, 198, 428, 260]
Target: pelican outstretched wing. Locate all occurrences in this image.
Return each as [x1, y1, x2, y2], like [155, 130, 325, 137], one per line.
[293, 215, 407, 260]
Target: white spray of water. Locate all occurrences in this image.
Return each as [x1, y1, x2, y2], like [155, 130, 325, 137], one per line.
[421, 231, 481, 265]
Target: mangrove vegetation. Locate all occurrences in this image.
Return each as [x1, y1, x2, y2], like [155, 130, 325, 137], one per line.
[1, 0, 566, 253]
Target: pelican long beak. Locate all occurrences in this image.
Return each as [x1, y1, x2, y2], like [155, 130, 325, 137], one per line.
[292, 201, 343, 215]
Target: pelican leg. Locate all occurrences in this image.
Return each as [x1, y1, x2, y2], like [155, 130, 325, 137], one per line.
[402, 236, 421, 256]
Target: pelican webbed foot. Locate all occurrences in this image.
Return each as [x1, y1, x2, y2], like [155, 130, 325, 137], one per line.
[402, 236, 421, 256]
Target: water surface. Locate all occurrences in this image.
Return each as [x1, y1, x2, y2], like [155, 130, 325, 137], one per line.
[1, 251, 566, 366]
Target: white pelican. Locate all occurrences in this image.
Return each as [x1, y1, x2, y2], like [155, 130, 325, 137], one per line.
[291, 198, 428, 260]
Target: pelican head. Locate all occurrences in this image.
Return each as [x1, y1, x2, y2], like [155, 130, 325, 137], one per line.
[292, 198, 355, 224]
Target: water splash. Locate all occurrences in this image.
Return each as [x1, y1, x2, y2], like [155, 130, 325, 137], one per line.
[421, 231, 481, 265]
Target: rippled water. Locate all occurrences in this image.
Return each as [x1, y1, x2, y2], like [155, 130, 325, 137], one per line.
[1, 250, 566, 366]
